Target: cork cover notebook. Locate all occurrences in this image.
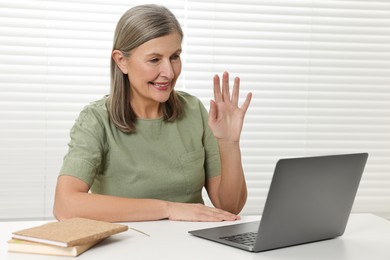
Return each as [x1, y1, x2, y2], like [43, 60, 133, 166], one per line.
[8, 238, 104, 257]
[12, 217, 128, 247]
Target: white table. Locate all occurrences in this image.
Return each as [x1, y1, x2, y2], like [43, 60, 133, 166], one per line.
[1, 214, 389, 260]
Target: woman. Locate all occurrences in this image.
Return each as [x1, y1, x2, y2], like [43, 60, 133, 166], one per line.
[53, 4, 252, 222]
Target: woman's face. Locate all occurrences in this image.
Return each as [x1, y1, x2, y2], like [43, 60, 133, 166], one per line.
[123, 32, 182, 116]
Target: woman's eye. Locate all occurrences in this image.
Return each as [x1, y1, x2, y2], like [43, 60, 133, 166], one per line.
[150, 58, 160, 63]
[171, 54, 180, 61]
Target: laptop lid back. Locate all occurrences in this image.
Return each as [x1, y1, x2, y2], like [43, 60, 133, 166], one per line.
[254, 153, 368, 251]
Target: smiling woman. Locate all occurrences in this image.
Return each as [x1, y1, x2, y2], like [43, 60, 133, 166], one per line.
[112, 32, 183, 119]
[108, 5, 185, 133]
[2, 0, 389, 221]
[53, 4, 252, 223]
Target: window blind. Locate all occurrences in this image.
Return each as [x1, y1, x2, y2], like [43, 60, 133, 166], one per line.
[0, 0, 389, 220]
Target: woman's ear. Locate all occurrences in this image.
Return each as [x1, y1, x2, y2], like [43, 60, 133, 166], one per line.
[112, 50, 129, 74]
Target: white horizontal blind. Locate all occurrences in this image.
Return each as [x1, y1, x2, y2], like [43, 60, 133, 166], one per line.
[0, 0, 186, 220]
[185, 0, 390, 219]
[0, 0, 389, 220]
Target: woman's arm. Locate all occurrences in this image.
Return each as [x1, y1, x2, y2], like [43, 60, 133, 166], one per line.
[205, 142, 247, 214]
[53, 175, 239, 222]
[206, 72, 252, 214]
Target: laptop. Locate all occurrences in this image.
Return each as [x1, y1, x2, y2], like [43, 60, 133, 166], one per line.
[189, 153, 368, 252]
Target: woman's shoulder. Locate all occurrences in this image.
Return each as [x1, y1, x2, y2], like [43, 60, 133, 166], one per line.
[175, 90, 208, 122]
[176, 90, 203, 108]
[77, 96, 109, 126]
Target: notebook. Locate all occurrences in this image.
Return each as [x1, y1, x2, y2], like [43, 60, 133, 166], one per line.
[12, 217, 128, 247]
[189, 153, 368, 252]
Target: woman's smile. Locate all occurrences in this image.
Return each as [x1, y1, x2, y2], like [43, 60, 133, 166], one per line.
[149, 81, 171, 91]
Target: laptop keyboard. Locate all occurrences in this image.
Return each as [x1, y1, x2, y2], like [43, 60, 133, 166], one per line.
[220, 231, 257, 246]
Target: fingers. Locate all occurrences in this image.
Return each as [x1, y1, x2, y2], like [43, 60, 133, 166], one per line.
[213, 74, 222, 103]
[168, 202, 240, 222]
[231, 76, 240, 105]
[241, 92, 253, 114]
[222, 72, 230, 102]
[214, 72, 232, 103]
[213, 72, 247, 108]
[198, 205, 240, 222]
[208, 100, 217, 122]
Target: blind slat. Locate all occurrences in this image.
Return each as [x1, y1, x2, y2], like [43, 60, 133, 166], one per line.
[1, 0, 389, 220]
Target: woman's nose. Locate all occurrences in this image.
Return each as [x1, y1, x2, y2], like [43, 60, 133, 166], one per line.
[160, 59, 174, 79]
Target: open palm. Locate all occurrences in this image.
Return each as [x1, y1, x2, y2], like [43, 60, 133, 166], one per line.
[208, 72, 252, 142]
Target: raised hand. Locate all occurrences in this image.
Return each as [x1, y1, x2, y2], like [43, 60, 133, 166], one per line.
[208, 72, 252, 142]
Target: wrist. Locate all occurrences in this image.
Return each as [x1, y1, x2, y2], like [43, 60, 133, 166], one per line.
[217, 139, 240, 149]
[164, 201, 172, 220]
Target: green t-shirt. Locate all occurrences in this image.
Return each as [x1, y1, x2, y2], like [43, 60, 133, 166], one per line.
[60, 91, 221, 204]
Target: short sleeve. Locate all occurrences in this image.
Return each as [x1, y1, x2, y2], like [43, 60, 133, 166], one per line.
[59, 105, 105, 186]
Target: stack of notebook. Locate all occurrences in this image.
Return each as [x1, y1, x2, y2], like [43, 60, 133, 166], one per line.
[8, 217, 128, 257]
